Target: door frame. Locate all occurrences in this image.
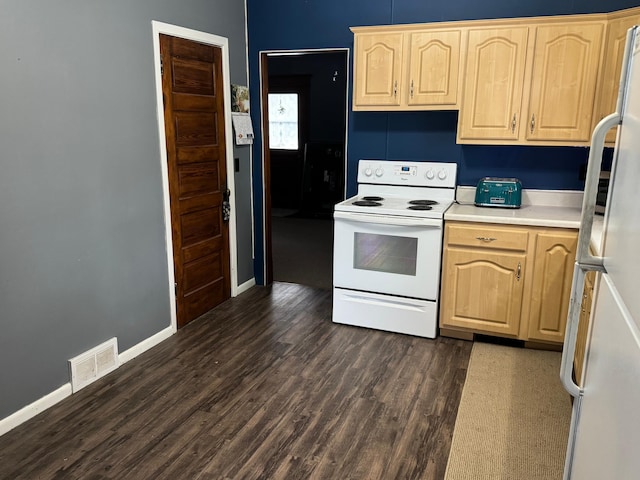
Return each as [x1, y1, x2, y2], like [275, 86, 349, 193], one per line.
[259, 48, 350, 284]
[152, 21, 239, 332]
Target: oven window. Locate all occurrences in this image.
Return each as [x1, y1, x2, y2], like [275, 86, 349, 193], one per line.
[353, 233, 418, 276]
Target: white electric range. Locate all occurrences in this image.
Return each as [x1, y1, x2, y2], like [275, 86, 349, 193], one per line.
[332, 159, 457, 338]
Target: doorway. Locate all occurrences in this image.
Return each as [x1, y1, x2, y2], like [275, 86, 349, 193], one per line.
[260, 49, 349, 289]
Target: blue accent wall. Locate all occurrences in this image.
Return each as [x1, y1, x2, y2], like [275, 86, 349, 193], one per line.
[246, 0, 640, 284]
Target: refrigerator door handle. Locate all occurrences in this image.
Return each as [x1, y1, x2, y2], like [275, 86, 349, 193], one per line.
[561, 263, 587, 398]
[575, 112, 620, 268]
[561, 262, 606, 398]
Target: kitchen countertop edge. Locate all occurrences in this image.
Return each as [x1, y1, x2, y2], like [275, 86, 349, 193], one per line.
[445, 203, 582, 229]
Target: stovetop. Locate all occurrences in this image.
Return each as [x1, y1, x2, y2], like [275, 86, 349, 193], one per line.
[334, 160, 458, 219]
[335, 193, 453, 219]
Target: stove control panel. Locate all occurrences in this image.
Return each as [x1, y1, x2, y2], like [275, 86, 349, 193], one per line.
[357, 160, 457, 188]
[394, 165, 418, 177]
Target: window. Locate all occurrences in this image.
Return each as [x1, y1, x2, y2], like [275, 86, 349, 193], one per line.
[268, 93, 299, 150]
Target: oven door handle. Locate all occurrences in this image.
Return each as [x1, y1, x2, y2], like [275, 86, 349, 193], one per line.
[333, 211, 442, 228]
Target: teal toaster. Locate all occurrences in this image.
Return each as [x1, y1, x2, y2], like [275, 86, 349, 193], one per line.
[474, 177, 522, 208]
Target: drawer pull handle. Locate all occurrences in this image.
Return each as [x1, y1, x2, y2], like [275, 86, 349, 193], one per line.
[476, 236, 497, 242]
[516, 262, 522, 281]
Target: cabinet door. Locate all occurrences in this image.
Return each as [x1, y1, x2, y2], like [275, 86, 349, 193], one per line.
[526, 23, 604, 143]
[457, 27, 529, 141]
[353, 33, 404, 108]
[440, 247, 526, 336]
[597, 14, 640, 144]
[574, 271, 596, 387]
[406, 30, 461, 107]
[527, 231, 578, 343]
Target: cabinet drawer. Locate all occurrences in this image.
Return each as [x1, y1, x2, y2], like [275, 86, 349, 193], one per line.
[446, 224, 529, 251]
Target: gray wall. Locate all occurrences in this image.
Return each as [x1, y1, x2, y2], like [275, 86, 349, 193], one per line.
[0, 0, 252, 419]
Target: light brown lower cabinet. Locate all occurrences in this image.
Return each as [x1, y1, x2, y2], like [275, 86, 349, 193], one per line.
[439, 221, 578, 345]
[574, 271, 597, 387]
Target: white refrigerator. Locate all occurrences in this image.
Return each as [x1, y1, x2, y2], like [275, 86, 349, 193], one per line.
[561, 26, 640, 479]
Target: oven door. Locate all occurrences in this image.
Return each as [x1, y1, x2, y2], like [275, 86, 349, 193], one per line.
[333, 211, 443, 300]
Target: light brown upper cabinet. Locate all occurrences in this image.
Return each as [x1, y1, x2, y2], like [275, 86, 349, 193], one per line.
[457, 27, 530, 142]
[351, 6, 640, 144]
[458, 21, 604, 145]
[596, 10, 640, 144]
[352, 27, 462, 111]
[353, 32, 404, 110]
[525, 22, 604, 143]
[405, 30, 461, 108]
[352, 32, 404, 108]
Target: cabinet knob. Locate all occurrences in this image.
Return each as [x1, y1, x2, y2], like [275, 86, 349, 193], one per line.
[511, 114, 517, 133]
[516, 262, 522, 281]
[530, 114, 535, 134]
[393, 80, 398, 98]
[410, 80, 414, 98]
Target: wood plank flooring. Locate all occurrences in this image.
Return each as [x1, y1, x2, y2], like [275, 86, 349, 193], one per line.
[0, 283, 472, 480]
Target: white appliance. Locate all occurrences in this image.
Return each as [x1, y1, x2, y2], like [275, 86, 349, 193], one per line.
[561, 26, 640, 479]
[332, 160, 457, 338]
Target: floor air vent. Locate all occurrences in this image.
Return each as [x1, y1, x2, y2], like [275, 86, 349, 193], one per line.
[68, 338, 119, 393]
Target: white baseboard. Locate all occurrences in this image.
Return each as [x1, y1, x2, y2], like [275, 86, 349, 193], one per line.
[0, 325, 175, 437]
[119, 325, 174, 364]
[237, 278, 256, 295]
[0, 383, 72, 437]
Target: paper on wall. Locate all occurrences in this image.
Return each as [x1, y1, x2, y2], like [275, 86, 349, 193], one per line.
[231, 112, 254, 145]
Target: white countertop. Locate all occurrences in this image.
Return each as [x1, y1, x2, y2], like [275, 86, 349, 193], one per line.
[445, 203, 582, 229]
[446, 186, 583, 229]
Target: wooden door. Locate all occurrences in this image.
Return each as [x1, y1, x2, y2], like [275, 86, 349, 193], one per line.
[526, 230, 577, 343]
[525, 22, 604, 143]
[457, 27, 529, 142]
[160, 34, 231, 328]
[406, 30, 461, 107]
[597, 13, 640, 144]
[352, 32, 404, 108]
[440, 247, 526, 336]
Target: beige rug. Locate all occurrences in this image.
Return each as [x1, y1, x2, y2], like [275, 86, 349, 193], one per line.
[445, 342, 572, 480]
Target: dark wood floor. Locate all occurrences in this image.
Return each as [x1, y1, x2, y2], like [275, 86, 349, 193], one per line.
[272, 216, 333, 290]
[0, 283, 472, 480]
